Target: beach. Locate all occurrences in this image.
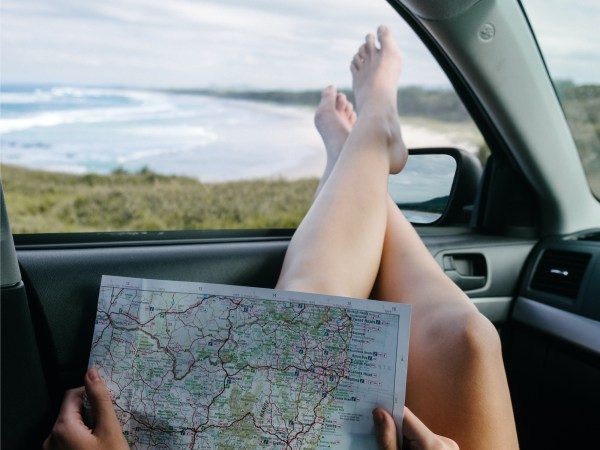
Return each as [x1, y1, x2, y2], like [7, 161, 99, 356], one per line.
[0, 85, 483, 183]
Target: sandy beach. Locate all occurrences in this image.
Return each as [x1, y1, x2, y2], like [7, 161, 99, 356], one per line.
[280, 111, 484, 180]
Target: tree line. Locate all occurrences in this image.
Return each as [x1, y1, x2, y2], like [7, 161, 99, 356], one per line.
[165, 86, 471, 122]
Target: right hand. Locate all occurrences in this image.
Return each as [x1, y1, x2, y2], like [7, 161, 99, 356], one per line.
[373, 406, 459, 450]
[43, 368, 129, 450]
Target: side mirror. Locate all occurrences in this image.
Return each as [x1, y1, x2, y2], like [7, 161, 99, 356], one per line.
[388, 148, 483, 225]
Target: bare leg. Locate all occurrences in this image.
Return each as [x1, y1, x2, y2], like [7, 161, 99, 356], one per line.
[314, 86, 356, 196]
[308, 51, 519, 450]
[276, 25, 407, 299]
[373, 203, 519, 449]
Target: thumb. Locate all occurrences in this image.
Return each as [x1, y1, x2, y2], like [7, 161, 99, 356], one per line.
[373, 408, 398, 450]
[84, 368, 121, 436]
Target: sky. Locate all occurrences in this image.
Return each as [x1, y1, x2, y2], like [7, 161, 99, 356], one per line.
[1, 0, 598, 90]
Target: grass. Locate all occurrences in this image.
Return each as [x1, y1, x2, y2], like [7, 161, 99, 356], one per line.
[1, 164, 319, 233]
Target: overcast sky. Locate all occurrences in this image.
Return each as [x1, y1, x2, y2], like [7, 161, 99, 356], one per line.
[1, 0, 598, 90]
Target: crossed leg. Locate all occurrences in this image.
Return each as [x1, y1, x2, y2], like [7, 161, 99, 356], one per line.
[277, 26, 518, 450]
[373, 202, 519, 449]
[276, 26, 407, 299]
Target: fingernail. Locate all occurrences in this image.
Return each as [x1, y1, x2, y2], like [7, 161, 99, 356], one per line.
[372, 408, 383, 423]
[88, 367, 100, 381]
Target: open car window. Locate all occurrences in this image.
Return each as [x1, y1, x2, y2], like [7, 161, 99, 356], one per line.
[521, 0, 600, 199]
[1, 0, 485, 233]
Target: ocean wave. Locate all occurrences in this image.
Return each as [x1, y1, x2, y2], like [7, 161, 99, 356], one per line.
[0, 102, 191, 134]
[0, 85, 189, 133]
[1, 85, 165, 104]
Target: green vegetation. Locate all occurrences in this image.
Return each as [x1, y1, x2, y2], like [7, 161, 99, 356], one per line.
[1, 164, 318, 233]
[555, 82, 600, 195]
[167, 86, 471, 122]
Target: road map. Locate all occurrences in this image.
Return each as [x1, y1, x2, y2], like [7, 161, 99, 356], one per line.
[88, 275, 411, 449]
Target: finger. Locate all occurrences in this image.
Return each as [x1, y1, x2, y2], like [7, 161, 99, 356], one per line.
[403, 407, 434, 445]
[373, 407, 398, 450]
[84, 368, 122, 437]
[56, 387, 85, 423]
[42, 434, 52, 450]
[44, 388, 86, 450]
[403, 407, 460, 450]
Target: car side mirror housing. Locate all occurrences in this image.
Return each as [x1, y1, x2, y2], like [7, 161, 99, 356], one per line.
[388, 147, 483, 225]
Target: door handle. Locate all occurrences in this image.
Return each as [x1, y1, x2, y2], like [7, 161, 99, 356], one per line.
[442, 254, 487, 291]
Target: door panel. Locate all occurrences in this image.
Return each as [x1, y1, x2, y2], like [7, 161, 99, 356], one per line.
[18, 240, 288, 386]
[16, 231, 534, 381]
[5, 229, 536, 449]
[425, 232, 535, 323]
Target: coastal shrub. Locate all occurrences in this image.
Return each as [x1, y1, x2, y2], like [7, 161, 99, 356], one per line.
[1, 164, 318, 233]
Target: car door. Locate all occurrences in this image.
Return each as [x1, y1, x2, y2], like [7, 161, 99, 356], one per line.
[2, 1, 599, 450]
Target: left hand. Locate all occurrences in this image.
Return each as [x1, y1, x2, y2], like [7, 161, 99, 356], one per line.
[43, 368, 129, 450]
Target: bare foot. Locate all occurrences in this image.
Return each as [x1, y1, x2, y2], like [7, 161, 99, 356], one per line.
[350, 26, 407, 174]
[314, 86, 356, 193]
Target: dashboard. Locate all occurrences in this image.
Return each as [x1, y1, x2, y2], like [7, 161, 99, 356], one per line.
[505, 230, 600, 450]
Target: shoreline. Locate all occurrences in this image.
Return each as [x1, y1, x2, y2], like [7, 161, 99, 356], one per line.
[1, 116, 483, 183]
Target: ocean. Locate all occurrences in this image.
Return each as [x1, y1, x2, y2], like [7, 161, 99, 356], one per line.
[0, 85, 324, 182]
[1, 84, 480, 191]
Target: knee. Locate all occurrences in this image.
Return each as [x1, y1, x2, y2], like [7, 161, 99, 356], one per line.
[421, 305, 502, 366]
[460, 309, 502, 355]
[441, 308, 503, 367]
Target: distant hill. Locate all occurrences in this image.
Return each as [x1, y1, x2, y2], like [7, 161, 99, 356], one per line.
[165, 86, 471, 122]
[166, 81, 600, 193]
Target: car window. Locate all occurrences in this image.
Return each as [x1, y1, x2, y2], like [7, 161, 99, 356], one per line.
[0, 0, 485, 233]
[521, 0, 600, 199]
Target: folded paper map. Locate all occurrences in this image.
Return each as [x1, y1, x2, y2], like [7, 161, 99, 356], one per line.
[89, 275, 411, 449]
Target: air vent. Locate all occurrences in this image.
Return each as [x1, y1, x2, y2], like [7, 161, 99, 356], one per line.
[531, 249, 591, 299]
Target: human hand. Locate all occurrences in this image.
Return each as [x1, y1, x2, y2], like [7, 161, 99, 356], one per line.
[43, 368, 129, 450]
[373, 407, 459, 450]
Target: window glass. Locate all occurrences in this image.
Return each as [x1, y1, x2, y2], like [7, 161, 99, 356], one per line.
[0, 0, 485, 233]
[389, 154, 457, 224]
[521, 0, 600, 199]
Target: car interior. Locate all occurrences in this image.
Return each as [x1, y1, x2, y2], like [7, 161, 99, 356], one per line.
[1, 0, 599, 449]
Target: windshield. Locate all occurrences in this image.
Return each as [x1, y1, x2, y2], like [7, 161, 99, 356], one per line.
[521, 0, 600, 199]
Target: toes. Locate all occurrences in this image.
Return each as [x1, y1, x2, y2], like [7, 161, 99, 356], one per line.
[349, 111, 357, 126]
[316, 87, 337, 122]
[377, 25, 393, 49]
[351, 53, 363, 72]
[352, 27, 393, 71]
[322, 85, 336, 97]
[358, 44, 368, 60]
[320, 85, 337, 104]
[365, 33, 376, 51]
[359, 34, 375, 59]
[344, 102, 354, 116]
[345, 104, 357, 125]
[335, 93, 347, 111]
